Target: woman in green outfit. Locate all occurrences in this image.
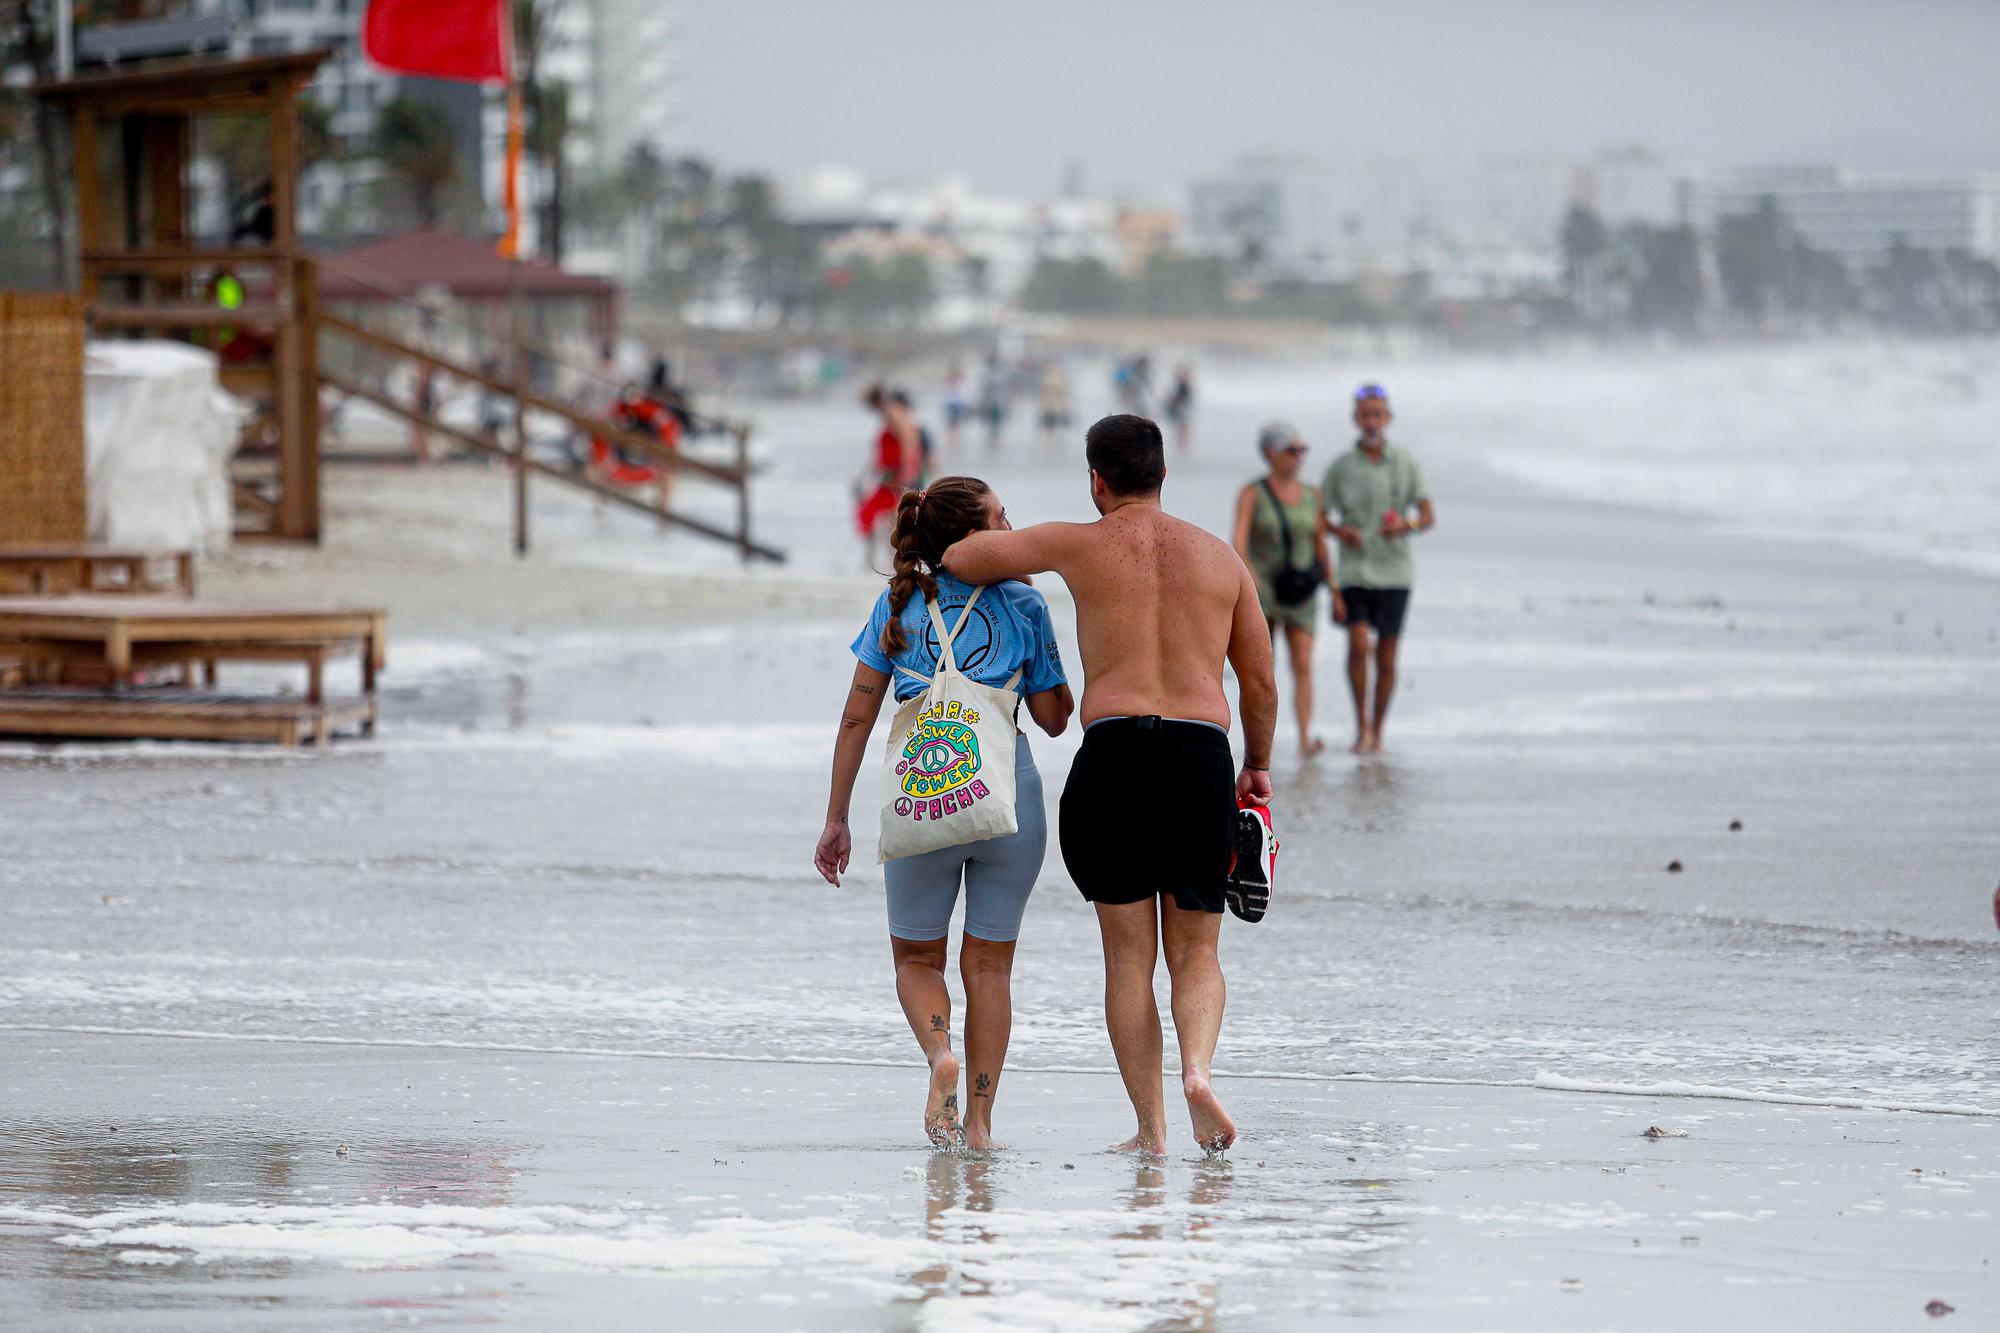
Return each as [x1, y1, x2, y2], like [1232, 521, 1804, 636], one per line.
[1232, 422, 1344, 757]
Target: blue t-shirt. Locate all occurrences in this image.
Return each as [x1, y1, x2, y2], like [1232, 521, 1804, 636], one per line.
[851, 573, 1067, 702]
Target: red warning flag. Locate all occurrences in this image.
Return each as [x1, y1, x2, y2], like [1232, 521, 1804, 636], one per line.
[362, 0, 508, 83]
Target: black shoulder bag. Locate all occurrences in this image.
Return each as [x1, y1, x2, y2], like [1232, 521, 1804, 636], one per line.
[1261, 480, 1325, 606]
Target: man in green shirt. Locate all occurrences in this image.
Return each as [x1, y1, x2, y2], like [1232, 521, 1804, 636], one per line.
[1319, 383, 1434, 754]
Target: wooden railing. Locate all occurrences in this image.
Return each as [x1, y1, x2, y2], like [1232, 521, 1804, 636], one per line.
[312, 306, 783, 564]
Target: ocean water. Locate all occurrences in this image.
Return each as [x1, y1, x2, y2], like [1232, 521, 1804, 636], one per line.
[1206, 338, 2000, 579]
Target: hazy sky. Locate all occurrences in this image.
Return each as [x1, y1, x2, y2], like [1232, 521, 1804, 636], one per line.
[675, 0, 2000, 197]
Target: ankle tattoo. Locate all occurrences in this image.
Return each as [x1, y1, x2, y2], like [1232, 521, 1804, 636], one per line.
[972, 1072, 992, 1099]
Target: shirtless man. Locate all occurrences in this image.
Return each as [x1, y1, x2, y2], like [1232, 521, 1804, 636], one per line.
[942, 414, 1278, 1155]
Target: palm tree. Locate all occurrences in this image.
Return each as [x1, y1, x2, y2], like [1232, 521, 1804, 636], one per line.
[511, 0, 572, 263]
[373, 96, 457, 229]
[728, 174, 818, 323]
[298, 97, 338, 169]
[526, 79, 570, 262]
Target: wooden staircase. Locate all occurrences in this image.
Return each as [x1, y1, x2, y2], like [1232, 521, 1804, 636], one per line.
[312, 305, 784, 563]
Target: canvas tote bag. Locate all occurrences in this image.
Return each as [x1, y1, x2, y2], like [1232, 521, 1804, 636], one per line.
[878, 587, 1022, 862]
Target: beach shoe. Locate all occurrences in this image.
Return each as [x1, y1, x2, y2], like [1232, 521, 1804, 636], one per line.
[1224, 803, 1276, 923]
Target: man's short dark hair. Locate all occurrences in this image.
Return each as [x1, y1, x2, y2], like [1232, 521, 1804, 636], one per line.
[1085, 414, 1165, 496]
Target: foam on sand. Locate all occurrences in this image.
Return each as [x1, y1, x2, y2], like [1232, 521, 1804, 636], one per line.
[4, 1201, 936, 1279]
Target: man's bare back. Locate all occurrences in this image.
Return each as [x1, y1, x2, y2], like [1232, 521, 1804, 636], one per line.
[946, 504, 1265, 731]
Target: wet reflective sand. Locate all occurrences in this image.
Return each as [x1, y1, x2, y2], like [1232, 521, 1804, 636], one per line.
[3, 1033, 1992, 1330]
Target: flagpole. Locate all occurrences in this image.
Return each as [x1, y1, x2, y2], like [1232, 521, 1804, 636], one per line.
[502, 12, 528, 557]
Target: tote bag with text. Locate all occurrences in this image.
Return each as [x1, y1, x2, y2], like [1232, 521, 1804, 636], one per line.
[878, 587, 1022, 862]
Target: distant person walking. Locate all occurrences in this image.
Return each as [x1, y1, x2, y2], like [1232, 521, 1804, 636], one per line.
[1320, 384, 1433, 754]
[942, 360, 969, 453]
[815, 477, 1074, 1150]
[857, 384, 924, 566]
[943, 415, 1278, 1155]
[1112, 354, 1153, 415]
[1233, 422, 1340, 757]
[1037, 360, 1071, 448]
[1164, 364, 1195, 452]
[977, 355, 1010, 451]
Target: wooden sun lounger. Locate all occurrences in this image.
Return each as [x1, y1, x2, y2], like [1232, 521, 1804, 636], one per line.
[0, 597, 386, 745]
[0, 688, 370, 748]
[0, 545, 196, 596]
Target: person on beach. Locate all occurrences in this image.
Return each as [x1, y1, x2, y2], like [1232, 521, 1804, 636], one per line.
[1321, 383, 1433, 754]
[1233, 422, 1342, 757]
[942, 360, 969, 453]
[815, 477, 1075, 1150]
[977, 354, 1010, 451]
[856, 384, 924, 566]
[1038, 360, 1071, 449]
[942, 415, 1278, 1155]
[1164, 364, 1196, 452]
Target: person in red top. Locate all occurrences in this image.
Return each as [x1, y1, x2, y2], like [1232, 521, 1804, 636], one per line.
[857, 385, 925, 563]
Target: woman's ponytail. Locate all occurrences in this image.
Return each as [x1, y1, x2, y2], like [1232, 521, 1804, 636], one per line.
[881, 489, 935, 656]
[876, 476, 993, 659]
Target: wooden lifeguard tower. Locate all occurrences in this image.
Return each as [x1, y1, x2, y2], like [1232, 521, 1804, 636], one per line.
[31, 32, 780, 565]
[35, 48, 330, 542]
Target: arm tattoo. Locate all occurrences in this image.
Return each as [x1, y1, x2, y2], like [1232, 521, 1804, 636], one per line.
[855, 683, 877, 695]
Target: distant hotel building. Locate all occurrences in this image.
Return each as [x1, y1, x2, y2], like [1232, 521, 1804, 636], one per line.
[1702, 166, 2000, 269]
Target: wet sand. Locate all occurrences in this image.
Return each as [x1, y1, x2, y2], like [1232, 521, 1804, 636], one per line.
[5, 352, 2000, 1328]
[3, 1031, 1992, 1331]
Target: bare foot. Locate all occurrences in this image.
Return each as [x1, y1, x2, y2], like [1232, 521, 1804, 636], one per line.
[925, 1052, 962, 1147]
[1183, 1073, 1236, 1154]
[962, 1122, 1006, 1151]
[1349, 731, 1371, 755]
[1108, 1132, 1168, 1157]
[1364, 734, 1386, 755]
[1301, 734, 1326, 757]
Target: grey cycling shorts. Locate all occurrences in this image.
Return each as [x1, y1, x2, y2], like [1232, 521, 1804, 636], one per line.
[883, 734, 1046, 943]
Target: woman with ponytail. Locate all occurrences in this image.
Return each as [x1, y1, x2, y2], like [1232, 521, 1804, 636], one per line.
[814, 476, 1073, 1150]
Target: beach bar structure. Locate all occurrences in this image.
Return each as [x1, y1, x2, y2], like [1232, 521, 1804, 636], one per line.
[33, 49, 330, 542]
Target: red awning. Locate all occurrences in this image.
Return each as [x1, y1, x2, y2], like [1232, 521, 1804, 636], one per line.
[314, 229, 615, 303]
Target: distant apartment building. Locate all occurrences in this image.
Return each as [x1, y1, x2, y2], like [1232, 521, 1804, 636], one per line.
[1579, 146, 1699, 228]
[1702, 166, 2000, 269]
[777, 167, 1138, 325]
[1185, 154, 1335, 275]
[590, 0, 678, 173]
[1112, 208, 1180, 277]
[1187, 152, 1572, 297]
[1187, 148, 1703, 299]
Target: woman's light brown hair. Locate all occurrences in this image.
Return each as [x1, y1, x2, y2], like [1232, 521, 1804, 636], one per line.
[880, 476, 993, 657]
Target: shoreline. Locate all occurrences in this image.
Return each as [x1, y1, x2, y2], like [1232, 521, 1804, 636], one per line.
[4, 1024, 1993, 1120]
